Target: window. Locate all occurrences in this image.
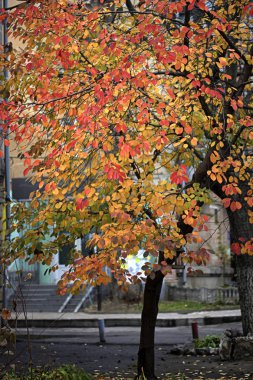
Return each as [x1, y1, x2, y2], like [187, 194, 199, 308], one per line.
[81, 233, 93, 257]
[59, 242, 74, 266]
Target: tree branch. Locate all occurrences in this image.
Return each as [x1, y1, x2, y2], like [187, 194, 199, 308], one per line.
[199, 95, 213, 118]
[202, 8, 248, 65]
[236, 45, 253, 97]
[231, 125, 247, 145]
[151, 71, 187, 77]
[218, 30, 248, 66]
[125, 0, 136, 15]
[183, 5, 190, 48]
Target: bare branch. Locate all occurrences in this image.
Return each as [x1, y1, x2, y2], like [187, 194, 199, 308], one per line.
[125, 0, 136, 15]
[151, 71, 187, 77]
[218, 30, 248, 66]
[231, 125, 247, 145]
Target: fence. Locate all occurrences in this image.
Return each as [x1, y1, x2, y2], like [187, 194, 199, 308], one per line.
[167, 286, 239, 304]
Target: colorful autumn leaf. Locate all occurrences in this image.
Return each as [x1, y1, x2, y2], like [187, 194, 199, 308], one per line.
[170, 165, 189, 185]
[1, 0, 253, 347]
[1, 308, 11, 320]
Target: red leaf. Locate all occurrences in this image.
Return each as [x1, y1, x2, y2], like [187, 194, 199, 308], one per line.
[92, 140, 99, 149]
[76, 198, 89, 211]
[0, 13, 7, 23]
[230, 201, 242, 212]
[188, 0, 195, 10]
[170, 165, 189, 185]
[167, 52, 176, 62]
[33, 160, 41, 167]
[222, 198, 231, 208]
[104, 163, 126, 183]
[231, 242, 241, 255]
[23, 167, 31, 176]
[26, 63, 33, 71]
[203, 214, 209, 222]
[231, 99, 237, 111]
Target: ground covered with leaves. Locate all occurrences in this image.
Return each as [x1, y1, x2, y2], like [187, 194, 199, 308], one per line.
[1, 338, 252, 380]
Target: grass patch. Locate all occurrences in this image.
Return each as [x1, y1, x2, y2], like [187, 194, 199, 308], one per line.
[158, 300, 239, 313]
[2, 368, 186, 380]
[2, 365, 92, 380]
[194, 335, 220, 349]
[84, 299, 239, 314]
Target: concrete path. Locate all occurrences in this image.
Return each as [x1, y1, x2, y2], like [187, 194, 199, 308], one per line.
[10, 309, 241, 328]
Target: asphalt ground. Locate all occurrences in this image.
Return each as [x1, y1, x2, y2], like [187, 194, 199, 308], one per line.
[1, 322, 253, 379]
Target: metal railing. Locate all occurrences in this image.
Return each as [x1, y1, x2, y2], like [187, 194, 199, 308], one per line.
[58, 293, 73, 313]
[74, 286, 93, 312]
[167, 286, 239, 304]
[58, 285, 94, 312]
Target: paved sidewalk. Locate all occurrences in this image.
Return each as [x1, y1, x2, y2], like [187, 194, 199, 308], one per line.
[10, 309, 241, 329]
[5, 322, 252, 379]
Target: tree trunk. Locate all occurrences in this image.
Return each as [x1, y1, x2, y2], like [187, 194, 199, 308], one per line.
[227, 205, 253, 335]
[0, 158, 5, 314]
[236, 254, 253, 335]
[136, 270, 164, 380]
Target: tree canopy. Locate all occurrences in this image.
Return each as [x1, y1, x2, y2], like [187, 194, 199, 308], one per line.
[1, 0, 253, 295]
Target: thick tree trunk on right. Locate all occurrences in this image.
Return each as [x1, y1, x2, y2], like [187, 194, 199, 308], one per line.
[235, 254, 253, 335]
[0, 159, 5, 313]
[227, 205, 253, 335]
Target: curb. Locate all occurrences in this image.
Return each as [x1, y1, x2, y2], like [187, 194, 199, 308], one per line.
[10, 315, 241, 330]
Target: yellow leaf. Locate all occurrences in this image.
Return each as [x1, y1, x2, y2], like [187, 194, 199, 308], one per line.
[52, 188, 59, 195]
[59, 164, 66, 171]
[87, 188, 96, 198]
[219, 57, 227, 66]
[191, 137, 198, 146]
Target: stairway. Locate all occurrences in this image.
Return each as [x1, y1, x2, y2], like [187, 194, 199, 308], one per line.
[7, 284, 69, 313]
[7, 283, 95, 313]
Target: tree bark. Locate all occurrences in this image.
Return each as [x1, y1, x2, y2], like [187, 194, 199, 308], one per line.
[235, 254, 253, 335]
[135, 221, 192, 379]
[136, 270, 164, 380]
[0, 158, 5, 314]
[227, 204, 253, 335]
[194, 145, 253, 336]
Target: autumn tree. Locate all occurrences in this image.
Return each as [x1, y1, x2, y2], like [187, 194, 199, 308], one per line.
[1, 0, 253, 378]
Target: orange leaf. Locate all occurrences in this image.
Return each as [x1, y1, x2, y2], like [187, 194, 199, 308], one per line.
[1, 308, 11, 320]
